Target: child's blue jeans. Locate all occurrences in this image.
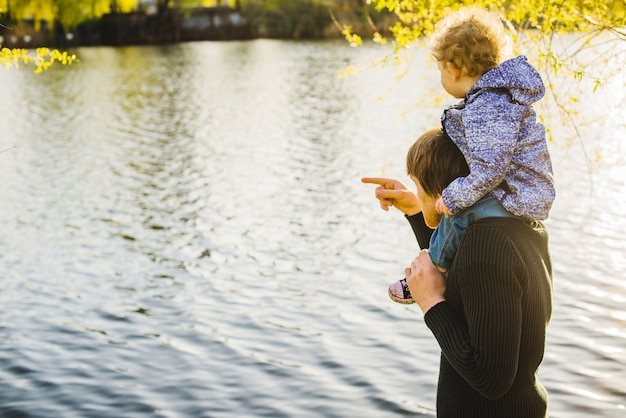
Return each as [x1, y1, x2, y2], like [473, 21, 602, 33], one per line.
[429, 194, 519, 269]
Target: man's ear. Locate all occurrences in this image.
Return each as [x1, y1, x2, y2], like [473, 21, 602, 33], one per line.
[446, 61, 461, 81]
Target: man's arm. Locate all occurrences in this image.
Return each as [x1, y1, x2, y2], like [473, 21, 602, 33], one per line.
[423, 225, 526, 399]
[406, 212, 433, 250]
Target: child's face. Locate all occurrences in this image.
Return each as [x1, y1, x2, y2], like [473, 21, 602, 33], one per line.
[437, 61, 465, 99]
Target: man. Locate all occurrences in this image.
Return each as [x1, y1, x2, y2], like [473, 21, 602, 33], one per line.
[362, 128, 553, 417]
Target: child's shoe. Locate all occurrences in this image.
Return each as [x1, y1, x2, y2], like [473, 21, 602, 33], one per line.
[388, 278, 414, 304]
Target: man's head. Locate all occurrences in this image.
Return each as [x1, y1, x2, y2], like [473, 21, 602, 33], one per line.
[406, 128, 469, 227]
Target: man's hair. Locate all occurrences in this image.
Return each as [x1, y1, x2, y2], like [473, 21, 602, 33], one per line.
[406, 128, 469, 198]
[429, 8, 511, 77]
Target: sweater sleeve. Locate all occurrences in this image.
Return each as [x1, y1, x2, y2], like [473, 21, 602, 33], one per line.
[442, 95, 524, 214]
[423, 225, 526, 399]
[406, 212, 433, 249]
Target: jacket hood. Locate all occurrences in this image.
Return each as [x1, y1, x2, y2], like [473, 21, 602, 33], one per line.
[470, 56, 545, 105]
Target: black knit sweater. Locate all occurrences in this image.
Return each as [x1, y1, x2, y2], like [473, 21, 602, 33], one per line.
[407, 213, 552, 418]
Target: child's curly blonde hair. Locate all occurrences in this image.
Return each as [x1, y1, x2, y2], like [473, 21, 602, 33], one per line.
[429, 8, 513, 77]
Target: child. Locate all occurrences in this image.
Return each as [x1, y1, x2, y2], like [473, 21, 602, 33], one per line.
[388, 8, 555, 304]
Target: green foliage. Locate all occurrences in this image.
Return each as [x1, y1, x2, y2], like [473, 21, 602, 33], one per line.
[0, 0, 136, 29]
[0, 47, 77, 72]
[348, 0, 625, 158]
[368, 0, 625, 46]
[373, 0, 626, 66]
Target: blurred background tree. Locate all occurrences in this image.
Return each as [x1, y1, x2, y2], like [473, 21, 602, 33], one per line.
[340, 0, 625, 152]
[343, 0, 624, 78]
[0, 0, 623, 94]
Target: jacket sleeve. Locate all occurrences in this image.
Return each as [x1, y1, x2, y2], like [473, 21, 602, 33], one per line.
[442, 94, 525, 214]
[423, 225, 526, 399]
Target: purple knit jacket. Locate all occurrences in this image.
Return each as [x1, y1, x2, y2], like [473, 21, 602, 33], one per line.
[441, 55, 555, 220]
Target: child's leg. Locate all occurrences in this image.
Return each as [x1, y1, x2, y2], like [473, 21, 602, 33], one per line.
[388, 216, 455, 304]
[428, 215, 456, 271]
[430, 194, 517, 270]
[388, 194, 515, 304]
[389, 193, 517, 304]
[388, 217, 454, 304]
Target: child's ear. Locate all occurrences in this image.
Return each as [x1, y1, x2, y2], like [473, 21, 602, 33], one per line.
[446, 61, 461, 80]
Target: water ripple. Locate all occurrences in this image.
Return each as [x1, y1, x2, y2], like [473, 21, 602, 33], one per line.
[0, 40, 624, 417]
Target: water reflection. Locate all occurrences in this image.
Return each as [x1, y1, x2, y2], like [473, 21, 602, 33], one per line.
[0, 40, 624, 417]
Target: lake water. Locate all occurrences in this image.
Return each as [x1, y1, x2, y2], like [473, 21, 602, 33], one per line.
[0, 39, 624, 417]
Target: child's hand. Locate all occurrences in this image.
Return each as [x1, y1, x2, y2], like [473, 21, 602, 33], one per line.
[435, 196, 452, 216]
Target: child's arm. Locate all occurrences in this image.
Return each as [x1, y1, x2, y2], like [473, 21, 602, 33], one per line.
[442, 96, 523, 214]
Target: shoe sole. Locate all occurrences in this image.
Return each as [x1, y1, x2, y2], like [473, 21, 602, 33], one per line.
[388, 289, 415, 304]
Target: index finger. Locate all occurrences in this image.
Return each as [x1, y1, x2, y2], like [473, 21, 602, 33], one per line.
[361, 177, 392, 186]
